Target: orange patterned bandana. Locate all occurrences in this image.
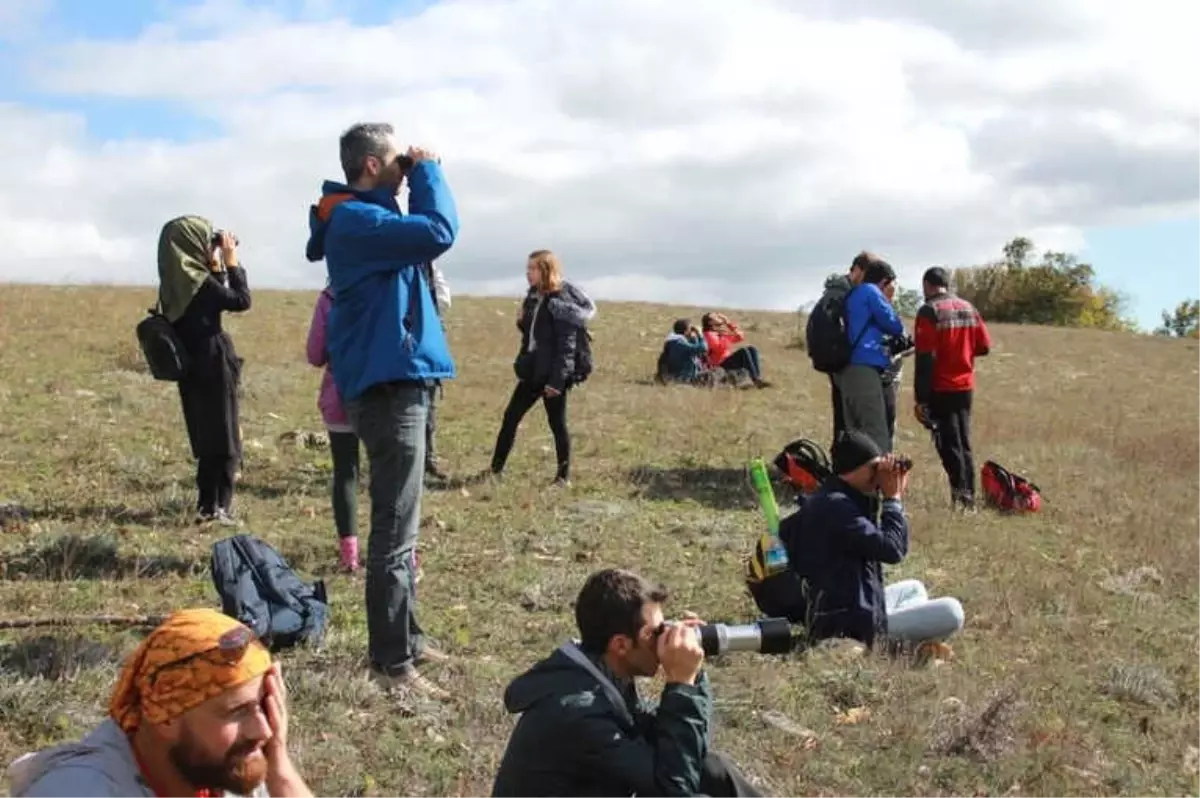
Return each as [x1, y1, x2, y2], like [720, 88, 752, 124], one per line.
[109, 609, 272, 734]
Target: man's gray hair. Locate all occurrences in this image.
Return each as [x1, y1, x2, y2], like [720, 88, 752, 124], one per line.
[339, 122, 395, 183]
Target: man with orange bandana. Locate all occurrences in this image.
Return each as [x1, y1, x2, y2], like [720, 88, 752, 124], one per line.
[6, 609, 312, 798]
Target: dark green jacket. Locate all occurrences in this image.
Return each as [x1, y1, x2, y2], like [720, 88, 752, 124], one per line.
[492, 642, 713, 797]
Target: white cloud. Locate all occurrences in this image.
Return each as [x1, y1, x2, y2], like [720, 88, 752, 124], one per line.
[1, 0, 1197, 313]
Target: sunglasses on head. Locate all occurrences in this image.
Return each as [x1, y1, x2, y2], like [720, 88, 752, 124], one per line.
[148, 625, 256, 687]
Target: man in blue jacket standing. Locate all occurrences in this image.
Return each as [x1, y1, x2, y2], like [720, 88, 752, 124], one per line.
[838, 259, 906, 452]
[306, 122, 459, 698]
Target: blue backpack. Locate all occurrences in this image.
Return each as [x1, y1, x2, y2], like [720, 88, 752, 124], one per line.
[210, 534, 329, 651]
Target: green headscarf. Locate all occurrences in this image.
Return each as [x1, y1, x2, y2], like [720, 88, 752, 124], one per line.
[157, 215, 214, 322]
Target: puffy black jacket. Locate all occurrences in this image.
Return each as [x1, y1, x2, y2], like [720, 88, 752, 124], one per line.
[513, 281, 595, 391]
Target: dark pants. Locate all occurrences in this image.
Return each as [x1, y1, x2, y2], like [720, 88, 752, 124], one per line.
[425, 384, 441, 472]
[196, 455, 236, 515]
[929, 390, 975, 506]
[720, 346, 763, 383]
[346, 381, 428, 673]
[700, 751, 762, 797]
[491, 380, 571, 481]
[329, 430, 360, 539]
[830, 376, 845, 445]
[883, 378, 898, 452]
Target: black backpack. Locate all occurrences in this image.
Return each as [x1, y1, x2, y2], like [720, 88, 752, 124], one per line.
[210, 534, 329, 652]
[574, 327, 595, 384]
[805, 285, 869, 374]
[136, 308, 190, 381]
[745, 509, 807, 621]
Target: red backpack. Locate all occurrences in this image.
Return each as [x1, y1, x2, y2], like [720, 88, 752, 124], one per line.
[773, 439, 832, 496]
[981, 460, 1042, 512]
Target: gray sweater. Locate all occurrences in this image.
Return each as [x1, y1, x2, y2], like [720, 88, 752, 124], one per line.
[7, 718, 268, 797]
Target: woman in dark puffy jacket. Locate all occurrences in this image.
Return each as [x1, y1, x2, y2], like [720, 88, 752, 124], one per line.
[489, 249, 595, 486]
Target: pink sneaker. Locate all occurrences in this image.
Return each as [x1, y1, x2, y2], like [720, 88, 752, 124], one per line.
[339, 536, 360, 573]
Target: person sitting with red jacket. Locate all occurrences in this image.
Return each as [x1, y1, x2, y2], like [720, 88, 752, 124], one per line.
[701, 312, 771, 389]
[913, 267, 992, 511]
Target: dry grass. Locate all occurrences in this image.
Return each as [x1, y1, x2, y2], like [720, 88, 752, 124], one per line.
[0, 283, 1198, 797]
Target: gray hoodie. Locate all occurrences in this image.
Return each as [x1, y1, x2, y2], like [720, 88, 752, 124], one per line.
[6, 718, 268, 797]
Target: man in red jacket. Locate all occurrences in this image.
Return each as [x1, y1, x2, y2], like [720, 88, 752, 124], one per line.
[913, 267, 991, 511]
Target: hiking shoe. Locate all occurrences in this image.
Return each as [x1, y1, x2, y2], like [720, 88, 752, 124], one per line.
[425, 462, 450, 481]
[372, 665, 451, 701]
[213, 508, 240, 527]
[754, 379, 774, 389]
[415, 644, 452, 666]
[194, 510, 216, 525]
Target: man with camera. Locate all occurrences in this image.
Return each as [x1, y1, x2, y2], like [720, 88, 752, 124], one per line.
[305, 123, 458, 698]
[492, 568, 761, 797]
[784, 430, 963, 650]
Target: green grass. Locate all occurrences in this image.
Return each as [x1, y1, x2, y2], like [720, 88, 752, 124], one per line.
[1, 284, 1198, 796]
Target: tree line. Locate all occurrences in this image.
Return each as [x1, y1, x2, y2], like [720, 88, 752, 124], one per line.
[882, 237, 1197, 338]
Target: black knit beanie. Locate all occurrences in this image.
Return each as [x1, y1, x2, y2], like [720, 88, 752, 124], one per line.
[831, 430, 883, 475]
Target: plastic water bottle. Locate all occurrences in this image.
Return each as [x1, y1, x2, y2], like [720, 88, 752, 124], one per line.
[750, 458, 790, 574]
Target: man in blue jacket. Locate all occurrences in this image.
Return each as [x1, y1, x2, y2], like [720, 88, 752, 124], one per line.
[306, 122, 459, 698]
[837, 259, 906, 451]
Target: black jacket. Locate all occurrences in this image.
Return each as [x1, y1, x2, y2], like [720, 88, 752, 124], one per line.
[513, 282, 595, 392]
[492, 644, 712, 797]
[784, 478, 908, 648]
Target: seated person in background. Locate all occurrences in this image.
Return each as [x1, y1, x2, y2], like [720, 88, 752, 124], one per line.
[701, 312, 771, 388]
[492, 568, 761, 797]
[783, 430, 964, 651]
[7, 609, 312, 798]
[657, 318, 710, 384]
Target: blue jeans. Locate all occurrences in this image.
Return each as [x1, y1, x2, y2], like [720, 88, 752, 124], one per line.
[347, 381, 428, 673]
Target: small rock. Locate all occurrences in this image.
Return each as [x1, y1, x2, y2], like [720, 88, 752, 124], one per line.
[74, 389, 98, 398]
[761, 710, 817, 740]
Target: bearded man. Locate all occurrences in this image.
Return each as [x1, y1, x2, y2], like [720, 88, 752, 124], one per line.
[7, 609, 312, 797]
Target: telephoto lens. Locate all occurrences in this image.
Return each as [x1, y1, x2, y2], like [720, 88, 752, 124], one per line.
[688, 618, 797, 656]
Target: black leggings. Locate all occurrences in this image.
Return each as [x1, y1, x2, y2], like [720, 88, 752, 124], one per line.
[491, 381, 571, 480]
[719, 346, 762, 382]
[329, 430, 361, 539]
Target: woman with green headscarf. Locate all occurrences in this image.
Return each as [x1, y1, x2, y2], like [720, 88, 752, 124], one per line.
[157, 215, 252, 525]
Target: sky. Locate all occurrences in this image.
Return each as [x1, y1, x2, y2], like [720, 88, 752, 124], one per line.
[0, 0, 1197, 331]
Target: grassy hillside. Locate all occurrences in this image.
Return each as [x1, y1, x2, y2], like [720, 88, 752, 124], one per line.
[1, 284, 1197, 797]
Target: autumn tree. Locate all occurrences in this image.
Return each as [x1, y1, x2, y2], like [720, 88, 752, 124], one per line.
[950, 237, 1134, 331]
[1154, 300, 1200, 338]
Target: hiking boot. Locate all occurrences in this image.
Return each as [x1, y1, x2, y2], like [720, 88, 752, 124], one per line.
[372, 665, 451, 701]
[415, 643, 452, 666]
[195, 510, 216, 526]
[213, 508, 240, 527]
[754, 379, 774, 389]
[425, 461, 450, 482]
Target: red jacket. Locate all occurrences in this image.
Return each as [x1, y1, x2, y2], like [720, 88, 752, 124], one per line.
[703, 328, 743, 368]
[914, 293, 991, 401]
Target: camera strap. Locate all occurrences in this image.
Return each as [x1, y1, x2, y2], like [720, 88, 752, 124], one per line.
[557, 641, 635, 728]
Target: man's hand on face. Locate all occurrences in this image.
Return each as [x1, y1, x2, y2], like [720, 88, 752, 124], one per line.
[262, 664, 289, 761]
[406, 145, 440, 164]
[657, 619, 704, 686]
[877, 456, 909, 500]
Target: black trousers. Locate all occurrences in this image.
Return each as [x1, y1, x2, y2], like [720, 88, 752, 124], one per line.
[929, 390, 975, 505]
[196, 455, 237, 515]
[425, 384, 440, 471]
[491, 380, 571, 481]
[830, 375, 845, 445]
[329, 430, 361, 539]
[700, 751, 762, 797]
